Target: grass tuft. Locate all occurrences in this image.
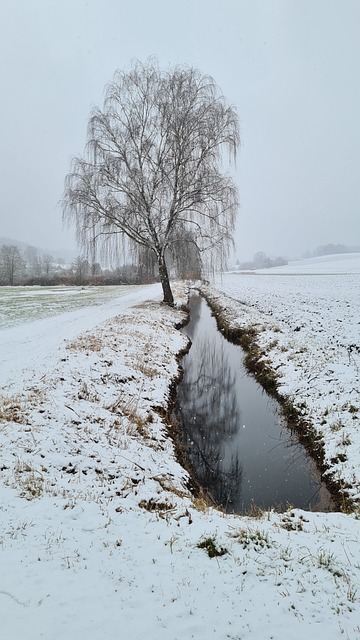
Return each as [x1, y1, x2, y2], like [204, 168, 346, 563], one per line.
[0, 395, 25, 423]
[230, 528, 272, 550]
[197, 536, 228, 558]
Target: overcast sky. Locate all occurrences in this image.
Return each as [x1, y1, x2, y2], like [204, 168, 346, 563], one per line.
[1, 0, 359, 261]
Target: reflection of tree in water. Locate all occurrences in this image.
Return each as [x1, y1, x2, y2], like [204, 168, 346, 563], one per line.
[177, 298, 243, 510]
[176, 295, 336, 514]
[183, 293, 202, 342]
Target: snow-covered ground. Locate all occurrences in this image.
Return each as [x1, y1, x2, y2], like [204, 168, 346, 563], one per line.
[1, 271, 360, 639]
[0, 285, 144, 330]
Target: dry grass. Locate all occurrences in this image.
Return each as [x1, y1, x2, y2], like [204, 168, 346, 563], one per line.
[245, 503, 266, 519]
[139, 498, 176, 513]
[13, 460, 45, 500]
[0, 394, 25, 424]
[134, 358, 159, 378]
[191, 486, 215, 512]
[106, 395, 150, 438]
[152, 474, 190, 499]
[77, 380, 100, 403]
[66, 334, 103, 352]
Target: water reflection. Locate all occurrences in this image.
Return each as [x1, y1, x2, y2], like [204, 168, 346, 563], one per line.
[176, 293, 334, 513]
[177, 334, 243, 508]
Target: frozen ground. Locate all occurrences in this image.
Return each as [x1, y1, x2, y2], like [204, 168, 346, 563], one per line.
[0, 271, 360, 639]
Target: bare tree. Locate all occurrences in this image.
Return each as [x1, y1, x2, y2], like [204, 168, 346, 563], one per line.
[72, 255, 90, 285]
[62, 59, 239, 305]
[0, 244, 26, 285]
[41, 253, 54, 277]
[25, 246, 42, 278]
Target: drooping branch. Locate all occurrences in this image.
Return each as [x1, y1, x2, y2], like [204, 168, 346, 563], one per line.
[62, 58, 240, 304]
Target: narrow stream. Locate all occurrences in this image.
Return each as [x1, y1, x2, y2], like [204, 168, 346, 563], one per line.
[176, 292, 334, 513]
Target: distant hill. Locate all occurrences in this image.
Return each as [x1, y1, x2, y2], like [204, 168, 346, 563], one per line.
[252, 252, 360, 275]
[0, 237, 77, 263]
[0, 237, 35, 250]
[305, 243, 360, 258]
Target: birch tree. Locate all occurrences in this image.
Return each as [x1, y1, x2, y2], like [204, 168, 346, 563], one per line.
[62, 59, 239, 305]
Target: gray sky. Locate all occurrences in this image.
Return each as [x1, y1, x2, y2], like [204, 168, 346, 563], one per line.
[1, 0, 359, 261]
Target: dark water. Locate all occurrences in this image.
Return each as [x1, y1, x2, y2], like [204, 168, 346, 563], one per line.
[176, 293, 334, 513]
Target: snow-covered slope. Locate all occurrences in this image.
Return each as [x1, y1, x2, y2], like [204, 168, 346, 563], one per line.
[250, 252, 360, 274]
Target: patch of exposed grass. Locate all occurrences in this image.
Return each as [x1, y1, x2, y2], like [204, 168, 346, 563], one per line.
[197, 536, 228, 558]
[244, 503, 266, 519]
[77, 380, 100, 403]
[66, 333, 102, 352]
[13, 460, 45, 500]
[317, 550, 343, 578]
[268, 338, 279, 349]
[348, 404, 358, 414]
[330, 420, 344, 432]
[139, 498, 175, 513]
[152, 474, 190, 500]
[230, 528, 272, 550]
[0, 395, 25, 423]
[338, 433, 351, 447]
[280, 512, 307, 532]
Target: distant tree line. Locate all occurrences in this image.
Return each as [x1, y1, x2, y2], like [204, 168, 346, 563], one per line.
[304, 243, 360, 258]
[235, 251, 288, 271]
[0, 243, 201, 286]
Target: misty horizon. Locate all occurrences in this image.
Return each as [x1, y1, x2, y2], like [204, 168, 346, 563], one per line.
[1, 234, 360, 271]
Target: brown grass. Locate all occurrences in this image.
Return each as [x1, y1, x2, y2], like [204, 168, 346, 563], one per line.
[66, 334, 102, 352]
[139, 498, 175, 513]
[152, 474, 190, 499]
[0, 395, 25, 424]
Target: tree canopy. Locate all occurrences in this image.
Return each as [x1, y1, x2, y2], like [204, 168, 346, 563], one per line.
[62, 59, 240, 304]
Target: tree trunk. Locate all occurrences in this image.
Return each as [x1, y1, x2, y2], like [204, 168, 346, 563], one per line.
[158, 255, 174, 306]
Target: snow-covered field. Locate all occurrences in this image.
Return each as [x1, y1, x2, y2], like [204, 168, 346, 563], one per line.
[1, 268, 360, 639]
[254, 252, 360, 275]
[0, 284, 141, 329]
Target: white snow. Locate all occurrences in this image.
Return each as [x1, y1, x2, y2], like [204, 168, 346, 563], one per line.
[1, 271, 360, 639]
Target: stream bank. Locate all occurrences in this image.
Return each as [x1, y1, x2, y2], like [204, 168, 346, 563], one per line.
[173, 291, 339, 513]
[197, 284, 348, 511]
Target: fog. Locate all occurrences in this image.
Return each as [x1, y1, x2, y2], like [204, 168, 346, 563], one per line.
[1, 0, 359, 261]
